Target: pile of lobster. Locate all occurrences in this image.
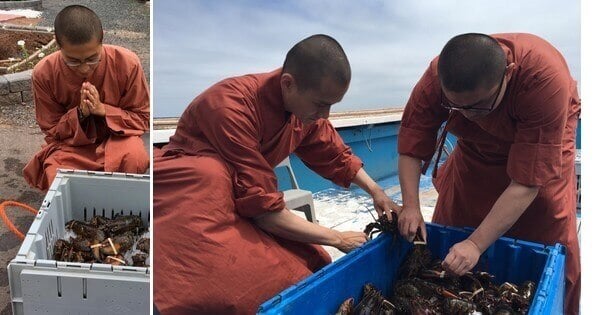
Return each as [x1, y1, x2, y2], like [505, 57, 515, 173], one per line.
[52, 214, 150, 267]
[336, 215, 535, 314]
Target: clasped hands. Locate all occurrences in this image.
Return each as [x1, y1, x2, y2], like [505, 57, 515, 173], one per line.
[79, 82, 105, 118]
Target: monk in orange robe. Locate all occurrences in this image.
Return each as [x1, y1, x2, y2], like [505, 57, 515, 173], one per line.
[23, 5, 149, 191]
[154, 34, 402, 314]
[397, 33, 580, 314]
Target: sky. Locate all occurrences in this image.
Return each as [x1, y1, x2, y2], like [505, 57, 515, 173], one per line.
[153, 0, 581, 118]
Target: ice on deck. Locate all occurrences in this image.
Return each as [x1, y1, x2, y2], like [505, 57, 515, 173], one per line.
[300, 175, 438, 261]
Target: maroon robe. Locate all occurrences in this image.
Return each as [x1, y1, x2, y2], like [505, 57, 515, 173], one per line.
[398, 33, 580, 314]
[23, 45, 150, 191]
[153, 69, 363, 314]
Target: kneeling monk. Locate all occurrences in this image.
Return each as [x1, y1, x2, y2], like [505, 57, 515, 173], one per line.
[153, 34, 402, 314]
[24, 5, 150, 191]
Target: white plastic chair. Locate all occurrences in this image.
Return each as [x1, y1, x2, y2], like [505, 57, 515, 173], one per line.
[276, 157, 317, 223]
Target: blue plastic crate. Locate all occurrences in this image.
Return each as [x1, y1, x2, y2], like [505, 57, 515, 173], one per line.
[258, 223, 565, 314]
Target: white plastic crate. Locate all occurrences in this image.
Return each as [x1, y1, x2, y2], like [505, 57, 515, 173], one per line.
[7, 170, 150, 315]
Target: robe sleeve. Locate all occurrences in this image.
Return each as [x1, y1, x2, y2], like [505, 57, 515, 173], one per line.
[397, 60, 449, 162]
[199, 93, 285, 218]
[32, 69, 97, 146]
[293, 120, 363, 188]
[105, 56, 150, 136]
[507, 72, 571, 186]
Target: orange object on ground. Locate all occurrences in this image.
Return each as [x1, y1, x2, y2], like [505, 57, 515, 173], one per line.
[153, 69, 363, 314]
[23, 45, 150, 191]
[0, 201, 38, 240]
[0, 14, 24, 23]
[398, 33, 580, 315]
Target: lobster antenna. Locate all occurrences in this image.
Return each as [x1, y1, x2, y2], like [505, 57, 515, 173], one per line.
[362, 204, 378, 221]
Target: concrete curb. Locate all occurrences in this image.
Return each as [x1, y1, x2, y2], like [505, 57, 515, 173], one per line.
[0, 0, 43, 10]
[0, 23, 53, 33]
[0, 70, 32, 106]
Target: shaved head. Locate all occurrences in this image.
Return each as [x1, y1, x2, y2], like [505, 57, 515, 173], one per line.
[283, 34, 351, 91]
[54, 5, 103, 46]
[438, 33, 506, 92]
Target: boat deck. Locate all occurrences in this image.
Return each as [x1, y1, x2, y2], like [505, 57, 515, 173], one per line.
[309, 174, 438, 261]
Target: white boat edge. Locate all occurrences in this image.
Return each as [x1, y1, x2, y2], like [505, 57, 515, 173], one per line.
[152, 109, 404, 144]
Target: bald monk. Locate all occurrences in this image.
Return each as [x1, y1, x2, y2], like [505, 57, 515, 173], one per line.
[397, 33, 580, 314]
[154, 34, 402, 314]
[23, 5, 149, 191]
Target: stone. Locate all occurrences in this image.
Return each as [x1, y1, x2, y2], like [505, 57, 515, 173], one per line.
[21, 90, 33, 102]
[0, 76, 8, 95]
[5, 70, 32, 93]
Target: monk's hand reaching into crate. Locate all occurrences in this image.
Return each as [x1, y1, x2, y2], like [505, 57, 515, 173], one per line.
[351, 169, 399, 221]
[82, 82, 106, 117]
[442, 239, 482, 276]
[334, 231, 368, 253]
[254, 208, 367, 253]
[372, 189, 402, 222]
[398, 205, 427, 243]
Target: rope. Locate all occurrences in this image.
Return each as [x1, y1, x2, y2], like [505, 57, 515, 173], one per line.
[362, 127, 373, 152]
[0, 201, 38, 240]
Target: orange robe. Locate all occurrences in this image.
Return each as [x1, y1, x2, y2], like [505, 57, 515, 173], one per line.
[23, 45, 150, 191]
[153, 69, 363, 314]
[398, 33, 580, 314]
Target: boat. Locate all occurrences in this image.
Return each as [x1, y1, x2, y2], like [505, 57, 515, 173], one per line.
[153, 109, 581, 260]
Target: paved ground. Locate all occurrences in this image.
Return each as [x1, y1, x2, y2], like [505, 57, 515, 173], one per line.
[0, 1, 149, 313]
[0, 123, 45, 315]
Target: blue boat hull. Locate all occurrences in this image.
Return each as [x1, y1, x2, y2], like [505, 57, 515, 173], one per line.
[280, 118, 580, 193]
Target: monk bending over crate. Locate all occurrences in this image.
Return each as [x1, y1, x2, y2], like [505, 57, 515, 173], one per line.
[397, 33, 580, 314]
[153, 34, 402, 314]
[23, 5, 149, 191]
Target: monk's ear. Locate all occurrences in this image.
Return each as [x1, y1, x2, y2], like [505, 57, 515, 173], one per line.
[280, 73, 296, 92]
[506, 63, 516, 81]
